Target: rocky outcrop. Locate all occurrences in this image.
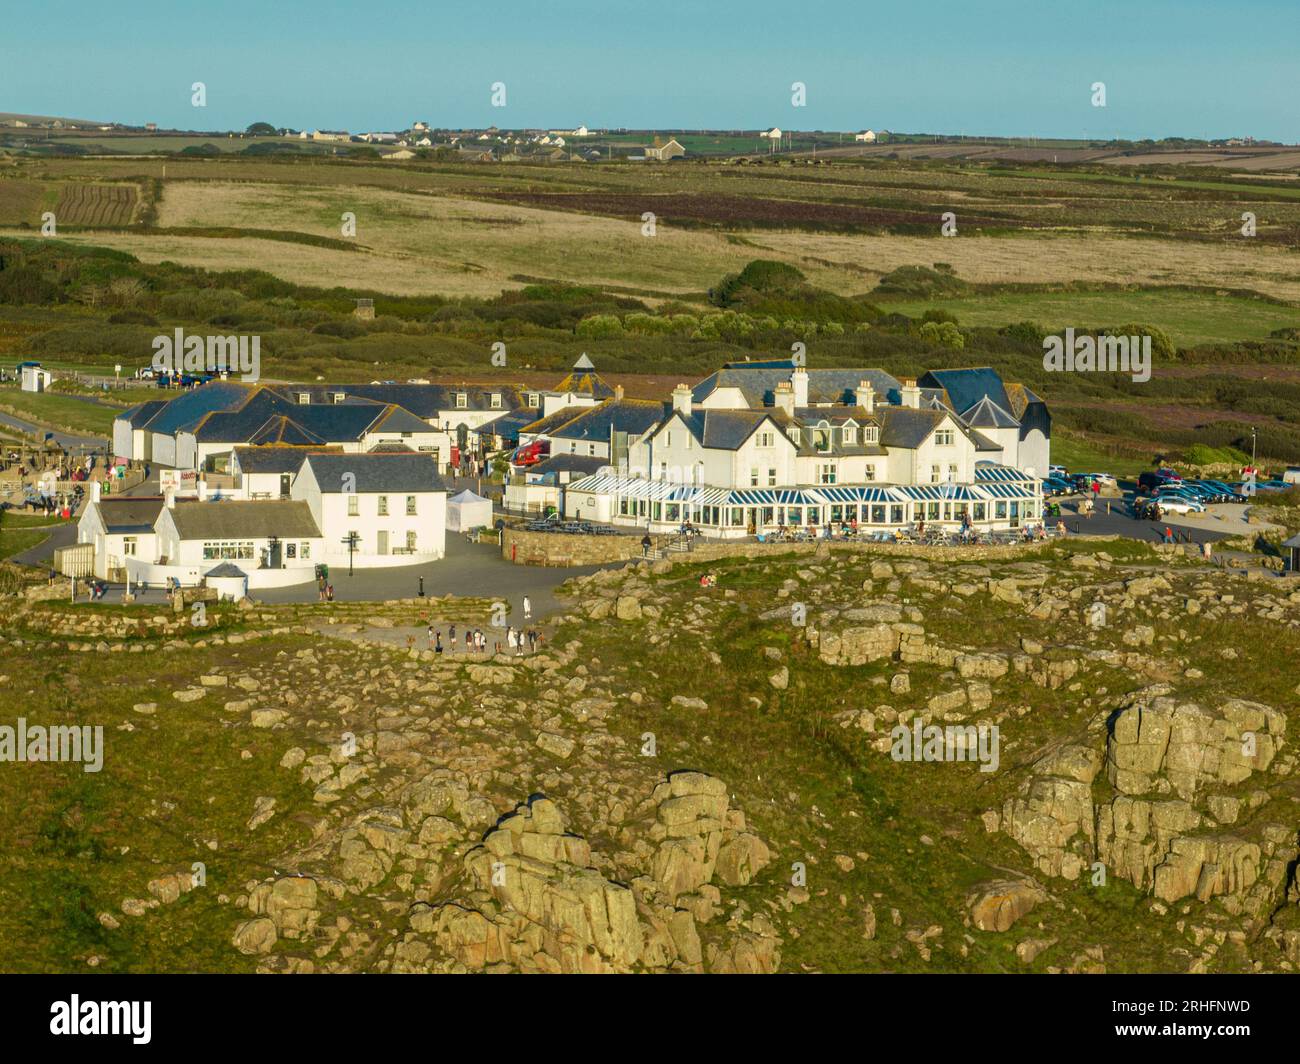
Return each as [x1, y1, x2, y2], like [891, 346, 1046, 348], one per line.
[1001, 689, 1295, 917]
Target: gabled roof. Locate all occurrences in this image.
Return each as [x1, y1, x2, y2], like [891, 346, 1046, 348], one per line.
[232, 445, 338, 475]
[549, 399, 662, 442]
[302, 452, 449, 493]
[528, 453, 608, 478]
[246, 416, 328, 446]
[129, 382, 256, 435]
[94, 496, 165, 534]
[166, 499, 322, 540]
[667, 408, 790, 451]
[120, 399, 167, 428]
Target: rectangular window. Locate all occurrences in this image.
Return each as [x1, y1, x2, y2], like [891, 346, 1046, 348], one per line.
[935, 429, 954, 446]
[378, 495, 389, 516]
[864, 464, 876, 482]
[347, 496, 359, 517]
[528, 393, 539, 408]
[406, 495, 417, 515]
[750, 467, 759, 487]
[948, 463, 959, 481]
[768, 468, 777, 487]
[456, 393, 467, 408]
[123, 536, 137, 556]
[756, 431, 774, 448]
[842, 427, 856, 445]
[817, 463, 836, 485]
[406, 530, 417, 551]
[931, 465, 941, 484]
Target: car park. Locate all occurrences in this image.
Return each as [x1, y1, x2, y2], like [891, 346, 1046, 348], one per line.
[1138, 470, 1182, 492]
[1077, 472, 1117, 487]
[1041, 476, 1074, 496]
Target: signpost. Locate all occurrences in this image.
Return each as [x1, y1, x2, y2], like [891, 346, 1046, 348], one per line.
[341, 532, 360, 576]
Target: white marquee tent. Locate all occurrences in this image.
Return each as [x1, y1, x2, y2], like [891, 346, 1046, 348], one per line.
[446, 489, 493, 532]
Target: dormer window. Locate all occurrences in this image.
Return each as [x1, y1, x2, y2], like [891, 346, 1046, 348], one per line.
[842, 426, 856, 445]
[787, 426, 801, 445]
[865, 426, 879, 444]
[813, 424, 833, 452]
[456, 393, 467, 409]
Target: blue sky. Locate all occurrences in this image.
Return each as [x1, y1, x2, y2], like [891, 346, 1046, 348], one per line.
[3, 0, 1296, 140]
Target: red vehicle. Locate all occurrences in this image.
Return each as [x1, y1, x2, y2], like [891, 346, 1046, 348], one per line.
[512, 439, 550, 468]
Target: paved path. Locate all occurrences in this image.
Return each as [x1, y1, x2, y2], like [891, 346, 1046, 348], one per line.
[0, 410, 106, 452]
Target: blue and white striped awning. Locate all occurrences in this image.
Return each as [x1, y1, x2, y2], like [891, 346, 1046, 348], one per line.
[901, 484, 985, 502]
[811, 486, 906, 504]
[975, 462, 1035, 483]
[726, 488, 815, 506]
[981, 482, 1038, 499]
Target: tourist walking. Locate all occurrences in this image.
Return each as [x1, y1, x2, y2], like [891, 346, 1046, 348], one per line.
[434, 632, 443, 654]
[522, 595, 531, 621]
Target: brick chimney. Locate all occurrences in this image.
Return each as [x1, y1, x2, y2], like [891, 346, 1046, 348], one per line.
[614, 384, 625, 401]
[671, 383, 692, 416]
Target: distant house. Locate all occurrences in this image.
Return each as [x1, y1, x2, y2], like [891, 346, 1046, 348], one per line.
[644, 137, 685, 161]
[854, 129, 877, 142]
[759, 127, 782, 139]
[415, 136, 432, 147]
[412, 121, 430, 132]
[456, 147, 496, 162]
[144, 123, 158, 132]
[363, 132, 399, 144]
[311, 129, 350, 142]
[382, 149, 416, 161]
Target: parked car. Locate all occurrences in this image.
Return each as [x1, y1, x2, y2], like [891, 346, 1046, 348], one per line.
[1048, 465, 1069, 478]
[1197, 479, 1244, 502]
[1077, 472, 1117, 488]
[1156, 467, 1183, 482]
[1138, 470, 1182, 493]
[1041, 476, 1073, 496]
[1152, 496, 1204, 516]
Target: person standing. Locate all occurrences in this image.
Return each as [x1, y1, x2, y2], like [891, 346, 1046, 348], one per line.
[522, 595, 532, 621]
[435, 632, 443, 654]
[507, 627, 518, 654]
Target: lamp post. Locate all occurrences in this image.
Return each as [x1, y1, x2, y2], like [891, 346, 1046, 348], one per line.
[341, 532, 360, 576]
[1251, 428, 1257, 467]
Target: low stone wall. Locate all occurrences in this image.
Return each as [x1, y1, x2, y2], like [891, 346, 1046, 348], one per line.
[504, 525, 1132, 567]
[503, 527, 643, 567]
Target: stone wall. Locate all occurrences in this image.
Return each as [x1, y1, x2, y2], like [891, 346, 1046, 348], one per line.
[504, 525, 1132, 567]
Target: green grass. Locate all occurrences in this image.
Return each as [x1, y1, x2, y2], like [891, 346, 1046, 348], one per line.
[0, 388, 116, 435]
[875, 289, 1298, 347]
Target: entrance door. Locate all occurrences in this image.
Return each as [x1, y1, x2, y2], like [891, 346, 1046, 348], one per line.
[377, 530, 389, 555]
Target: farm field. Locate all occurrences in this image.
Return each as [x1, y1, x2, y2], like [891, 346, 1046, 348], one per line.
[53, 182, 138, 226]
[2, 174, 1286, 307]
[874, 289, 1300, 347]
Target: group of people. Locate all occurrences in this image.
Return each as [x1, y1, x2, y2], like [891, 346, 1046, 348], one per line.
[429, 621, 541, 656]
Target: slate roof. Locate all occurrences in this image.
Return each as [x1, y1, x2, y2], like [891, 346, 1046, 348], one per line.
[167, 500, 322, 540]
[131, 382, 255, 435]
[271, 383, 527, 418]
[96, 496, 165, 534]
[692, 364, 903, 407]
[232, 446, 337, 475]
[120, 399, 167, 429]
[302, 453, 449, 493]
[204, 562, 247, 578]
[528, 454, 608, 477]
[671, 409, 785, 451]
[549, 399, 663, 442]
